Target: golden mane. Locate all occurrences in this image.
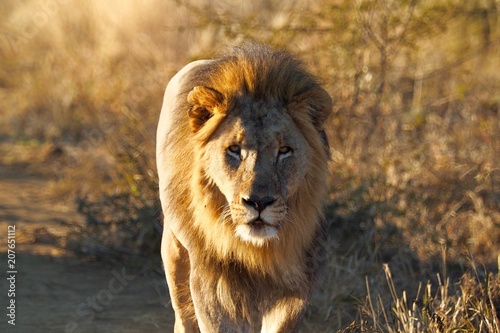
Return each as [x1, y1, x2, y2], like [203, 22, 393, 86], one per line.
[177, 44, 332, 283]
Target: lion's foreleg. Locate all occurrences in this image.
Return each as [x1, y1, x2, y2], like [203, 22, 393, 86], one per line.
[261, 296, 308, 333]
[189, 266, 240, 333]
[161, 228, 199, 333]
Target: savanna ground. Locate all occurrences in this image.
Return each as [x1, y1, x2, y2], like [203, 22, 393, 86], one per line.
[1, 0, 499, 332]
[0, 143, 173, 332]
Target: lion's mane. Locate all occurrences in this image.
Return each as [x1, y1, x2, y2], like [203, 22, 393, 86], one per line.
[158, 44, 331, 290]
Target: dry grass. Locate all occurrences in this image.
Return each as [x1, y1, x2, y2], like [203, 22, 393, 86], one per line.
[1, 0, 499, 331]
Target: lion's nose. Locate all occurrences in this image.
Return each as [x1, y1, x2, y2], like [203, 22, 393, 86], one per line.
[242, 195, 276, 213]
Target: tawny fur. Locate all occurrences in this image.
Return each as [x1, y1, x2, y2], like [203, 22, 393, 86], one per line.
[156, 44, 332, 332]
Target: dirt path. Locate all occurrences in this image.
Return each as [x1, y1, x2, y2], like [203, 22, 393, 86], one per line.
[0, 163, 173, 332]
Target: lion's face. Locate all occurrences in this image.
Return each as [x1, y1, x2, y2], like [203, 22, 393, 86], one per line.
[203, 99, 310, 247]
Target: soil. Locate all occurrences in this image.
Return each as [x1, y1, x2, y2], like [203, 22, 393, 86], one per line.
[0, 161, 173, 332]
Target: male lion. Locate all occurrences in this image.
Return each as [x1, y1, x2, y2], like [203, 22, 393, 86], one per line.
[156, 44, 332, 332]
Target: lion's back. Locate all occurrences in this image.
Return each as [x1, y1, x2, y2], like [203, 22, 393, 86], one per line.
[156, 59, 212, 163]
[156, 60, 212, 242]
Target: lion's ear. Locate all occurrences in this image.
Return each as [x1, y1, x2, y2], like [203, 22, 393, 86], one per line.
[187, 86, 224, 132]
[293, 86, 332, 132]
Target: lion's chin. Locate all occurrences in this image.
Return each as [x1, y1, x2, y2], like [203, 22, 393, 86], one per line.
[235, 221, 279, 247]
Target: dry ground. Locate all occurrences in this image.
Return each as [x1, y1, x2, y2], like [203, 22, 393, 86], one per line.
[0, 152, 173, 333]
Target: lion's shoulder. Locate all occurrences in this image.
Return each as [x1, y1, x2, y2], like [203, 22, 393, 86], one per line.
[156, 60, 213, 152]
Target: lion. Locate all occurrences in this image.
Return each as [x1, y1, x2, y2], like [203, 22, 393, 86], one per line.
[156, 44, 332, 332]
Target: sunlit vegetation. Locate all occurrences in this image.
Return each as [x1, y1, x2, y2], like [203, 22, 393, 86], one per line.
[1, 0, 498, 331]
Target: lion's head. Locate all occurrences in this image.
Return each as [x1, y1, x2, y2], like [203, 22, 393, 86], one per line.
[177, 44, 332, 272]
[193, 93, 313, 247]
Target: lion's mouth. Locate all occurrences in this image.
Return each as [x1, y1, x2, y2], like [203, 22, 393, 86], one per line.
[235, 217, 280, 246]
[248, 218, 273, 229]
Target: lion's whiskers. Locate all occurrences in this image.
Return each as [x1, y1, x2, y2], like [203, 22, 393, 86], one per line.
[284, 206, 299, 227]
[217, 204, 232, 225]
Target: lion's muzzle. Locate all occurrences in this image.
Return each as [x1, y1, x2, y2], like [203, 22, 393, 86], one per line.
[232, 195, 284, 247]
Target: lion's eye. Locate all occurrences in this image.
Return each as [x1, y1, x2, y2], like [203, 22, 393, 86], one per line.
[278, 146, 293, 157]
[227, 145, 241, 158]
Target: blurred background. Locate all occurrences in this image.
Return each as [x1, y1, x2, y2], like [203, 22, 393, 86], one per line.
[0, 0, 499, 331]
